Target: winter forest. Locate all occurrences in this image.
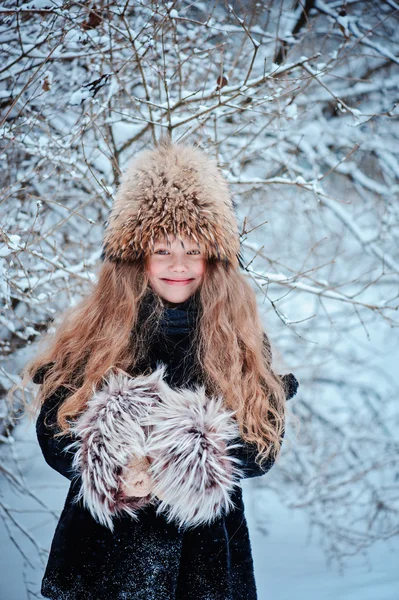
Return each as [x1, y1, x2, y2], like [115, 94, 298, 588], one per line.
[1, 0, 398, 598]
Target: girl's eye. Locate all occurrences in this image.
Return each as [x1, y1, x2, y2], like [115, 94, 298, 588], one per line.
[154, 249, 201, 255]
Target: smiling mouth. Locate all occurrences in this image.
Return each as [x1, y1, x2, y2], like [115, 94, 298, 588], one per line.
[161, 278, 194, 285]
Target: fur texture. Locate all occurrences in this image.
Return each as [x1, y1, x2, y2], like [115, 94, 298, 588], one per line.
[143, 379, 245, 529]
[65, 364, 245, 532]
[65, 369, 163, 531]
[102, 138, 241, 267]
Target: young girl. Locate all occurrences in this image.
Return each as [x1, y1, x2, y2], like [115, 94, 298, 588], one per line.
[23, 138, 298, 599]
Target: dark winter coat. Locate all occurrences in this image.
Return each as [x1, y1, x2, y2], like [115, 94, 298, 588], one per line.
[35, 308, 298, 600]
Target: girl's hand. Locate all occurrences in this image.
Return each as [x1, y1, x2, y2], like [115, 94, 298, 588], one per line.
[120, 456, 152, 498]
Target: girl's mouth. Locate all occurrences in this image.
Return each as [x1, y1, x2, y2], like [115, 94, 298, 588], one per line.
[161, 278, 194, 286]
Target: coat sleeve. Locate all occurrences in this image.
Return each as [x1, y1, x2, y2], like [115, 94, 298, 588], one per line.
[228, 429, 283, 480]
[227, 332, 300, 480]
[228, 373, 298, 480]
[34, 365, 78, 482]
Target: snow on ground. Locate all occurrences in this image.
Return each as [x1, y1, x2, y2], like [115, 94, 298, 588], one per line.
[1, 414, 398, 599]
[244, 477, 399, 600]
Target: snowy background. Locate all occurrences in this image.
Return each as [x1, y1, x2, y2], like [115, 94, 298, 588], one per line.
[1, 0, 398, 598]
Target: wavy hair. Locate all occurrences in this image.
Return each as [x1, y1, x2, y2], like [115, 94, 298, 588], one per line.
[12, 253, 290, 469]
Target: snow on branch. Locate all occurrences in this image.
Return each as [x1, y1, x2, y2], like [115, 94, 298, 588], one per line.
[1, 0, 398, 576]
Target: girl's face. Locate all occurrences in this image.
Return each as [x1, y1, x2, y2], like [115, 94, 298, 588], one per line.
[146, 235, 206, 306]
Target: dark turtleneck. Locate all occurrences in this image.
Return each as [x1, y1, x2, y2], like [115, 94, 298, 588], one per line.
[130, 290, 202, 388]
[130, 289, 202, 385]
[158, 294, 200, 336]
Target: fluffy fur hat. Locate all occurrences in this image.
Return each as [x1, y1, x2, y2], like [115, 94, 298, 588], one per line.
[102, 138, 243, 268]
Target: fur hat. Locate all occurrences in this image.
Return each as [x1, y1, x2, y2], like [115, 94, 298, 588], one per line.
[101, 138, 244, 268]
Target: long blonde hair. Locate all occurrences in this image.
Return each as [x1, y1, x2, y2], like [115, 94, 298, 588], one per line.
[12, 255, 289, 469]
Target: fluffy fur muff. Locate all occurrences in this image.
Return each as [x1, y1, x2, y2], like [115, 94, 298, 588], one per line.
[143, 376, 245, 530]
[65, 364, 245, 532]
[65, 368, 163, 531]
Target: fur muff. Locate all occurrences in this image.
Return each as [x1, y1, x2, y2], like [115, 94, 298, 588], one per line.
[65, 369, 163, 532]
[65, 364, 245, 532]
[102, 138, 242, 267]
[142, 379, 245, 529]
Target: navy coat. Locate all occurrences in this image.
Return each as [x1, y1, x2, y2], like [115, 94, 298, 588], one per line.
[35, 327, 298, 600]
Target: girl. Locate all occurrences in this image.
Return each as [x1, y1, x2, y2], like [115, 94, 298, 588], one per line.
[22, 138, 298, 599]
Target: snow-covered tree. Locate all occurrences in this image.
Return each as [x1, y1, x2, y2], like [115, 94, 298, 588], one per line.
[1, 0, 398, 585]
